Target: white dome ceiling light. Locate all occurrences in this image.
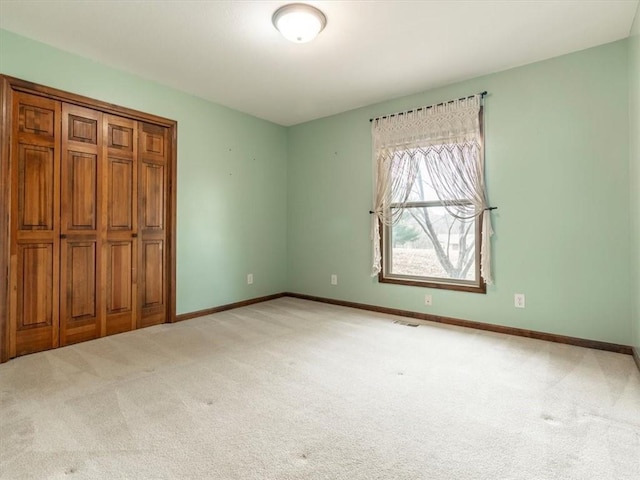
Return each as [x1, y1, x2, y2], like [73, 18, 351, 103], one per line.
[272, 3, 327, 44]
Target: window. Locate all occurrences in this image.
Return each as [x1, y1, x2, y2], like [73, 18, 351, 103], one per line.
[381, 149, 483, 292]
[370, 94, 492, 293]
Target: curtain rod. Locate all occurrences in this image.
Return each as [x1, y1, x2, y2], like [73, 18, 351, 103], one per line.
[369, 91, 488, 123]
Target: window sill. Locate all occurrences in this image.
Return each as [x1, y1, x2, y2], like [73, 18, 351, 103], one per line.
[379, 275, 486, 294]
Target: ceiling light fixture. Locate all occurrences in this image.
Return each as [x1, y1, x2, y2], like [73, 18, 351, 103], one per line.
[272, 3, 327, 44]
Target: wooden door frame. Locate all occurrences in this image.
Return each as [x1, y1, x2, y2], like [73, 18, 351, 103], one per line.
[0, 75, 178, 362]
[0, 77, 11, 363]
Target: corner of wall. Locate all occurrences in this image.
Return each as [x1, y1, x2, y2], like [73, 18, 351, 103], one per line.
[630, 2, 640, 352]
[284, 124, 293, 292]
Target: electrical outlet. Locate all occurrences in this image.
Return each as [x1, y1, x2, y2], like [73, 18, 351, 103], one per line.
[514, 293, 525, 308]
[424, 294, 432, 306]
[247, 273, 253, 285]
[331, 274, 338, 285]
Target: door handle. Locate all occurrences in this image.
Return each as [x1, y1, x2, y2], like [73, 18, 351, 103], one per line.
[132, 233, 138, 238]
[60, 234, 67, 239]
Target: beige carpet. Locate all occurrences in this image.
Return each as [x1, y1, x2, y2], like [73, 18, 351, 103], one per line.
[1, 297, 639, 479]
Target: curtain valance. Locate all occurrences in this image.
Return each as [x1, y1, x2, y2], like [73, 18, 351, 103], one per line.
[372, 96, 482, 154]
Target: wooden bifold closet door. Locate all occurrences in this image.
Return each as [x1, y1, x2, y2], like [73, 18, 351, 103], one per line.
[10, 93, 61, 355]
[59, 103, 104, 346]
[1, 78, 176, 361]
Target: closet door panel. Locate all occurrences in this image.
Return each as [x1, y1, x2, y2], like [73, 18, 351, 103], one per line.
[138, 122, 168, 328]
[138, 159, 166, 328]
[107, 242, 132, 312]
[11, 92, 61, 357]
[59, 104, 103, 345]
[141, 162, 164, 230]
[141, 240, 163, 308]
[140, 125, 165, 157]
[104, 114, 138, 335]
[14, 242, 59, 356]
[108, 122, 134, 152]
[60, 239, 98, 344]
[18, 244, 54, 327]
[69, 242, 96, 319]
[105, 241, 135, 337]
[108, 158, 134, 230]
[18, 101, 56, 138]
[64, 241, 97, 319]
[64, 151, 97, 231]
[18, 145, 55, 230]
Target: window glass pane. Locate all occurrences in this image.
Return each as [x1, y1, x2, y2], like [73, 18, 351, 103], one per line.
[410, 156, 440, 202]
[389, 151, 429, 203]
[395, 149, 470, 203]
[392, 150, 440, 203]
[389, 207, 476, 281]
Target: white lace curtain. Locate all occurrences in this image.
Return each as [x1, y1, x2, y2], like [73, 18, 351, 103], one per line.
[370, 94, 494, 284]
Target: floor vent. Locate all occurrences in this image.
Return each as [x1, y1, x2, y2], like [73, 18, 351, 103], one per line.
[393, 320, 419, 327]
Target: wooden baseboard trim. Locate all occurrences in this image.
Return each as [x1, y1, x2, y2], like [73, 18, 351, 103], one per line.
[284, 292, 634, 356]
[633, 347, 640, 373]
[175, 293, 286, 322]
[173, 291, 636, 360]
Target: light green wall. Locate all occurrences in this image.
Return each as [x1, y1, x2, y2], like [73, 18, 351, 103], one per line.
[287, 40, 631, 345]
[1, 28, 636, 346]
[0, 29, 289, 315]
[630, 4, 640, 350]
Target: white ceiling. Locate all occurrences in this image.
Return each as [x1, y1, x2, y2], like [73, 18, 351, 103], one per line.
[0, 0, 638, 126]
